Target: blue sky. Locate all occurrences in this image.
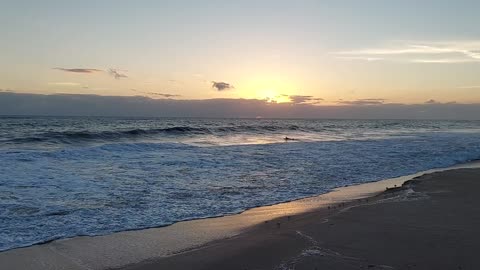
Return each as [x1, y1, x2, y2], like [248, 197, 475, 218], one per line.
[1, 0, 480, 105]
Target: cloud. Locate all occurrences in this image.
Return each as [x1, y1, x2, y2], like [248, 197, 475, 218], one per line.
[262, 94, 323, 105]
[338, 45, 452, 56]
[336, 56, 384, 61]
[411, 58, 476, 63]
[424, 99, 457, 105]
[288, 95, 324, 105]
[212, 81, 234, 91]
[53, 67, 129, 79]
[335, 40, 480, 63]
[457, 85, 480, 89]
[53, 68, 102, 73]
[155, 93, 181, 98]
[130, 89, 181, 98]
[108, 69, 128, 79]
[48, 82, 82, 86]
[338, 98, 386, 105]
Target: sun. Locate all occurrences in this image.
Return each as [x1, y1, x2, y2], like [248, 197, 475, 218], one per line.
[259, 89, 291, 103]
[237, 75, 297, 103]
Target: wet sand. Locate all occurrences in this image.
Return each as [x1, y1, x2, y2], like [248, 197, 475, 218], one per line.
[121, 168, 480, 270]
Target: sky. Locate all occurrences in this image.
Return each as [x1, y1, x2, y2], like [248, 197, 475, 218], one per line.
[1, 0, 480, 117]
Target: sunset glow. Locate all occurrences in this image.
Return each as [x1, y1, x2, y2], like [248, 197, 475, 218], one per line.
[1, 1, 480, 108]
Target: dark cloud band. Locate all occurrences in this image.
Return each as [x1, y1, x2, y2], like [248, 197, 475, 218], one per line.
[0, 92, 471, 119]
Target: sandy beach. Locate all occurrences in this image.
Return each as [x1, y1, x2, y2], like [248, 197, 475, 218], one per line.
[120, 168, 480, 270]
[1, 164, 479, 269]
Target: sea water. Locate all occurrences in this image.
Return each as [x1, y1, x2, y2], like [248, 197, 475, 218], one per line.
[1, 117, 480, 251]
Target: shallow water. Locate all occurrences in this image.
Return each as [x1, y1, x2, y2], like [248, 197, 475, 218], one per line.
[1, 117, 480, 251]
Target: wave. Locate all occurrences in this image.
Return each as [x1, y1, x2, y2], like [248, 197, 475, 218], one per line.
[2, 131, 480, 251]
[3, 125, 303, 145]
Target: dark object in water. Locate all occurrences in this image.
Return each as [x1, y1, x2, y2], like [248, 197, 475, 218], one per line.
[284, 136, 296, 141]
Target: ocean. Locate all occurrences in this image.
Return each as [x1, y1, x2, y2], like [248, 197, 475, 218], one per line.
[1, 116, 480, 251]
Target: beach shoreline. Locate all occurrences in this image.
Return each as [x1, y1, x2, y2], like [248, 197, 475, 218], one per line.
[122, 166, 480, 270]
[1, 161, 480, 270]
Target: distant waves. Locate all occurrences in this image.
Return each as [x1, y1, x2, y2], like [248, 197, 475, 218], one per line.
[1, 125, 303, 146]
